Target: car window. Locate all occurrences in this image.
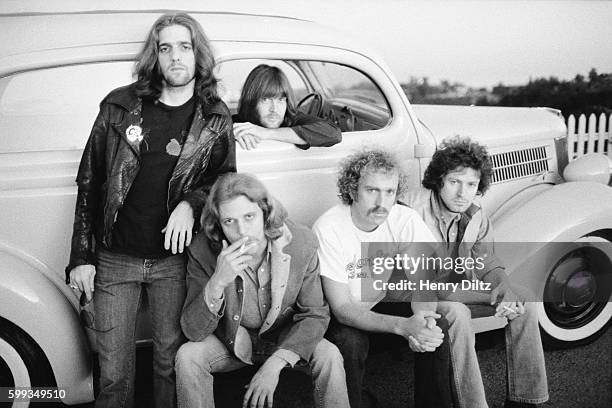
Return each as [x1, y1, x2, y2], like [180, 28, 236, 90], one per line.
[216, 59, 391, 133]
[308, 61, 389, 110]
[215, 59, 309, 113]
[300, 61, 391, 132]
[0, 62, 134, 153]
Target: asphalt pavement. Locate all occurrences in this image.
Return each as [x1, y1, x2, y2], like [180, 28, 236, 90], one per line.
[76, 324, 612, 407]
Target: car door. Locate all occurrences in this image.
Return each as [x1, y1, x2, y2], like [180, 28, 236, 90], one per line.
[213, 42, 422, 227]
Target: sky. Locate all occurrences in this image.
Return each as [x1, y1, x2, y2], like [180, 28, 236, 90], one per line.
[229, 0, 612, 88]
[8, 0, 611, 88]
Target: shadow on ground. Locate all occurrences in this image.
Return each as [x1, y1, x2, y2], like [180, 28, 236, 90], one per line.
[73, 325, 611, 408]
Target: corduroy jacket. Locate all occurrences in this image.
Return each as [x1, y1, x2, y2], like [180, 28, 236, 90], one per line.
[181, 221, 330, 364]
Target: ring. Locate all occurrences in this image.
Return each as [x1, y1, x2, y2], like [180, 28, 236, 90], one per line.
[70, 284, 78, 290]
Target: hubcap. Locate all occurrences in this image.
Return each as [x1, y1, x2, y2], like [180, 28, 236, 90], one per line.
[544, 245, 612, 330]
[565, 269, 597, 307]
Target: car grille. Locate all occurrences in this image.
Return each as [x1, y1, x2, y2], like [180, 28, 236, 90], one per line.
[490, 146, 550, 184]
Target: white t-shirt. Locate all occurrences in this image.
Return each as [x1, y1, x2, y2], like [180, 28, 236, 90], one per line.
[313, 203, 436, 308]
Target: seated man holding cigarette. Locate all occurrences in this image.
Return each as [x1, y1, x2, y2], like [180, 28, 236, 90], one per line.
[402, 136, 549, 408]
[175, 173, 349, 408]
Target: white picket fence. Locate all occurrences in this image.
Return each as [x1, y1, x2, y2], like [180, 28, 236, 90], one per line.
[567, 113, 612, 160]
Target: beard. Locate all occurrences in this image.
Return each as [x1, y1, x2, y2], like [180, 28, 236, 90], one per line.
[261, 115, 283, 129]
[165, 74, 195, 88]
[162, 67, 195, 88]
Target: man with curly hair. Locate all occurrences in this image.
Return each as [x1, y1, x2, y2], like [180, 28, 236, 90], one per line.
[402, 136, 548, 408]
[176, 173, 349, 408]
[313, 148, 454, 408]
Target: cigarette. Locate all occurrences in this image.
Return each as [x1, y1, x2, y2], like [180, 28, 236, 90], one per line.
[503, 305, 517, 313]
[239, 237, 253, 254]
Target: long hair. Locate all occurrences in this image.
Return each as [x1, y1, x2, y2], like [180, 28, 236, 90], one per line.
[203, 173, 288, 251]
[422, 136, 493, 195]
[134, 13, 219, 106]
[337, 148, 408, 205]
[236, 64, 297, 126]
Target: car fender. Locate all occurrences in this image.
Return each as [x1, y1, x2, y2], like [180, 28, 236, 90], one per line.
[0, 245, 94, 405]
[491, 181, 612, 292]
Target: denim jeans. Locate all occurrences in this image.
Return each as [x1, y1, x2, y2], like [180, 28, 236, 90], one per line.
[93, 247, 186, 408]
[325, 302, 453, 408]
[438, 300, 549, 408]
[175, 335, 350, 408]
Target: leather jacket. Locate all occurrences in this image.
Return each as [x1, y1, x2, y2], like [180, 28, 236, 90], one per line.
[66, 84, 236, 281]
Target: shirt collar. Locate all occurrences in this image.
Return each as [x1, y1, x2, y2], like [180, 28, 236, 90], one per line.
[243, 240, 272, 279]
[432, 192, 462, 224]
[265, 240, 272, 258]
[256, 240, 273, 267]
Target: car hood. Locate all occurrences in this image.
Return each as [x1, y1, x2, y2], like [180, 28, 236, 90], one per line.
[412, 104, 566, 149]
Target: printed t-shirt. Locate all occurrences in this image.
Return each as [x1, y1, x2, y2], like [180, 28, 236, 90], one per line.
[112, 95, 195, 257]
[313, 203, 436, 309]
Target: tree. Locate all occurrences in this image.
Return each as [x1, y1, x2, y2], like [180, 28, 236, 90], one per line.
[489, 69, 612, 122]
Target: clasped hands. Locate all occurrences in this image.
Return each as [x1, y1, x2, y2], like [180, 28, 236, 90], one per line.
[397, 310, 445, 353]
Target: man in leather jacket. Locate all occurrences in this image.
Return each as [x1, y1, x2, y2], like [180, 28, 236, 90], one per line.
[66, 13, 235, 408]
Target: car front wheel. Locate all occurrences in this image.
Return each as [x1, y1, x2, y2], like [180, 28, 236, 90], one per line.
[538, 235, 612, 348]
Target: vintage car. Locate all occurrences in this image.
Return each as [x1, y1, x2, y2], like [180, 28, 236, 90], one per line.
[1, 2, 611, 406]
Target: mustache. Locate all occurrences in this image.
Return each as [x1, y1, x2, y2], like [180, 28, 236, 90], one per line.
[367, 206, 388, 216]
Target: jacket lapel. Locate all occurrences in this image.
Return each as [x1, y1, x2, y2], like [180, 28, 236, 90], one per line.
[175, 102, 206, 165]
[226, 276, 254, 364]
[234, 326, 253, 364]
[259, 225, 293, 334]
[174, 100, 231, 166]
[112, 101, 143, 158]
[460, 203, 481, 245]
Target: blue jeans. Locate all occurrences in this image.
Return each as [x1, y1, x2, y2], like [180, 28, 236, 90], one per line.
[175, 335, 349, 408]
[93, 247, 186, 408]
[325, 302, 453, 408]
[438, 300, 549, 408]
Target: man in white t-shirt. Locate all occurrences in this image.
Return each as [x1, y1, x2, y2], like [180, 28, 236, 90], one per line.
[313, 149, 453, 408]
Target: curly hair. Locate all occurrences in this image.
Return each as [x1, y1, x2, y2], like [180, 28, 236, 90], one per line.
[236, 64, 297, 126]
[337, 148, 408, 205]
[202, 173, 287, 251]
[134, 13, 219, 106]
[422, 136, 493, 194]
